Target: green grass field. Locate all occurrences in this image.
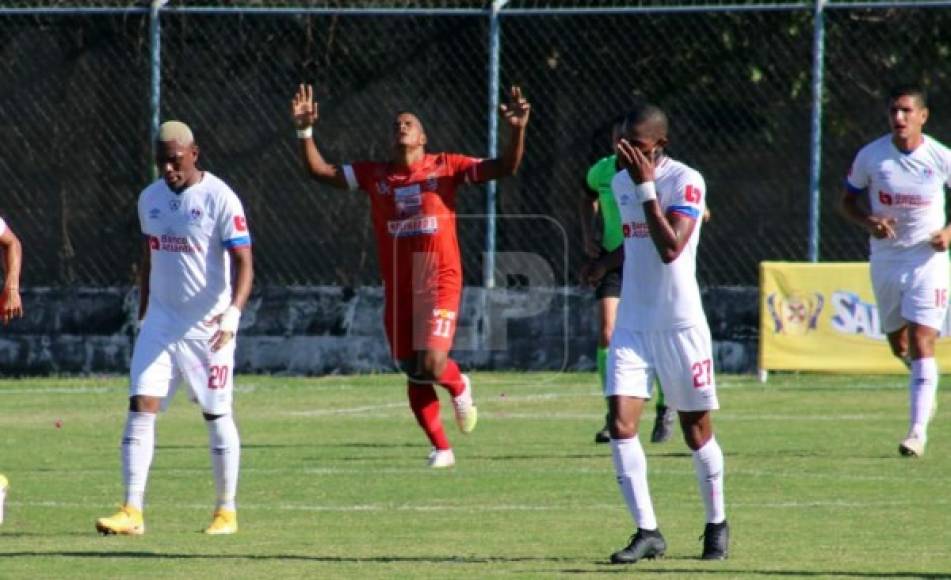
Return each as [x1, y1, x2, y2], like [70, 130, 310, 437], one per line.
[0, 372, 949, 578]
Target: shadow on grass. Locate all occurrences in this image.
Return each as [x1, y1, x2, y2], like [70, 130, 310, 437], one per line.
[0, 551, 573, 565]
[558, 566, 949, 578]
[1, 552, 947, 577]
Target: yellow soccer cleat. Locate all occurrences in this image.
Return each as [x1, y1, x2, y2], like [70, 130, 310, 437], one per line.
[452, 374, 478, 434]
[96, 505, 145, 536]
[0, 473, 8, 525]
[204, 509, 238, 535]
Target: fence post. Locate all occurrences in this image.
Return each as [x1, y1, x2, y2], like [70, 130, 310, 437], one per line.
[808, 0, 825, 262]
[484, 0, 509, 288]
[149, 0, 166, 181]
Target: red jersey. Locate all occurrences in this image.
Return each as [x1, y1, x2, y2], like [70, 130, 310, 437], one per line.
[344, 153, 485, 297]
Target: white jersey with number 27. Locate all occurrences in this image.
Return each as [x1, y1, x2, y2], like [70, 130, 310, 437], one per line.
[611, 157, 707, 331]
[137, 171, 251, 339]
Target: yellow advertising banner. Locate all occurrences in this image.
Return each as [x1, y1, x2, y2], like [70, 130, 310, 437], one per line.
[758, 261, 951, 373]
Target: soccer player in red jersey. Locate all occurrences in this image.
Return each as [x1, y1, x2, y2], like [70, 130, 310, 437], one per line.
[291, 84, 530, 467]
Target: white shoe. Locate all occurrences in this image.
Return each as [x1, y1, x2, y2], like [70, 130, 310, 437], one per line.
[427, 448, 456, 468]
[0, 473, 7, 525]
[451, 374, 478, 434]
[899, 433, 926, 457]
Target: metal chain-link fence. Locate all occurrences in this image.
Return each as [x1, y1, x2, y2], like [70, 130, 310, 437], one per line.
[1, 1, 949, 289]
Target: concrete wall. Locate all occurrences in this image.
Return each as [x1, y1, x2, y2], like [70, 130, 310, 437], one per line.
[0, 286, 758, 375]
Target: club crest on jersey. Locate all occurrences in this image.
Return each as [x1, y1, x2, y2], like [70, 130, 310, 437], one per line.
[377, 180, 392, 196]
[618, 193, 631, 206]
[169, 199, 181, 211]
[149, 208, 161, 219]
[425, 174, 438, 191]
[189, 207, 203, 223]
[766, 290, 824, 335]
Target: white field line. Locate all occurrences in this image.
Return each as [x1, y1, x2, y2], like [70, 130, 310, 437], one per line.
[12, 464, 937, 484]
[9, 497, 950, 513]
[0, 386, 114, 395]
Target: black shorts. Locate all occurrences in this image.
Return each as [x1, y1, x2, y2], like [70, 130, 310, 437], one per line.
[595, 267, 622, 300]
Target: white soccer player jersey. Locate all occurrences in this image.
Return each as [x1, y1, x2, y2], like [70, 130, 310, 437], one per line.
[612, 158, 707, 331]
[0, 217, 6, 236]
[137, 172, 251, 339]
[846, 134, 951, 261]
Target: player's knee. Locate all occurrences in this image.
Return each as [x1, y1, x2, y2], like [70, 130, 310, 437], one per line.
[608, 413, 636, 440]
[128, 395, 160, 414]
[419, 354, 447, 381]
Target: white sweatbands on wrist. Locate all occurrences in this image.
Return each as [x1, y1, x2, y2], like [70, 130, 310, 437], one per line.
[296, 127, 313, 139]
[219, 305, 241, 333]
[634, 181, 657, 203]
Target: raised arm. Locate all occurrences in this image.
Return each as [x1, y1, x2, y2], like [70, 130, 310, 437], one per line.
[0, 224, 23, 324]
[292, 83, 351, 190]
[477, 85, 531, 181]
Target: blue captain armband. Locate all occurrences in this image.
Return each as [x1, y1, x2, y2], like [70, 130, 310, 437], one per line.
[223, 236, 251, 249]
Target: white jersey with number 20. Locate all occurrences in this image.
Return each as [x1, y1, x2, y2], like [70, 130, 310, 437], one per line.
[137, 172, 251, 339]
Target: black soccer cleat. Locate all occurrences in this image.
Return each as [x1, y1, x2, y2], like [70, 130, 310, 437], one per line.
[700, 520, 730, 560]
[650, 404, 676, 443]
[594, 425, 611, 444]
[610, 528, 667, 564]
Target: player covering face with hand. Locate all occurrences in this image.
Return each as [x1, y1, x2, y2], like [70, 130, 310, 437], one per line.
[582, 103, 728, 564]
[291, 84, 530, 467]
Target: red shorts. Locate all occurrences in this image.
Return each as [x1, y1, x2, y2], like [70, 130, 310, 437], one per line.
[384, 282, 461, 361]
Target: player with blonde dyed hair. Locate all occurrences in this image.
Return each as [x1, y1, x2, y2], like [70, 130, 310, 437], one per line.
[96, 120, 254, 536]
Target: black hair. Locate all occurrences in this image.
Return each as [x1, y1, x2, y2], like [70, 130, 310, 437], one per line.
[887, 83, 928, 109]
[621, 102, 669, 140]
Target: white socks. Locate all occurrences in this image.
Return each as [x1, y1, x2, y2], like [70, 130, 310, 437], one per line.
[909, 358, 938, 440]
[692, 436, 726, 524]
[610, 436, 657, 530]
[206, 414, 241, 511]
[121, 411, 156, 511]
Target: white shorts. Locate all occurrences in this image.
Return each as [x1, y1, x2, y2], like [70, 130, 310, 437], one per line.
[130, 326, 236, 415]
[871, 252, 950, 334]
[606, 324, 719, 412]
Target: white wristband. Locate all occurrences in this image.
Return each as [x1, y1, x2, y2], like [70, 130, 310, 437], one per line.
[634, 181, 657, 203]
[296, 127, 313, 139]
[219, 305, 241, 333]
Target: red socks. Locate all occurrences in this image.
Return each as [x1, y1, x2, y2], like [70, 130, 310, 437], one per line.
[407, 382, 450, 450]
[438, 359, 465, 397]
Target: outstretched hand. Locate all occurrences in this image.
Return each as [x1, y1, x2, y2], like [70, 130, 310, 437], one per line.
[499, 85, 531, 129]
[291, 83, 318, 129]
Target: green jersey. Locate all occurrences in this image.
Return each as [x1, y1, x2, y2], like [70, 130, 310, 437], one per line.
[585, 154, 622, 252]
